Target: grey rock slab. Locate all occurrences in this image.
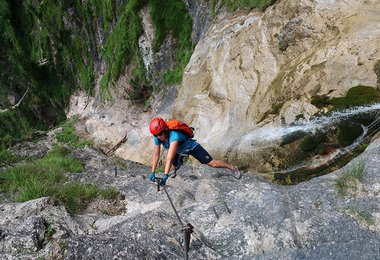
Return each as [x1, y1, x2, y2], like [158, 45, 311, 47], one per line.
[1, 137, 380, 259]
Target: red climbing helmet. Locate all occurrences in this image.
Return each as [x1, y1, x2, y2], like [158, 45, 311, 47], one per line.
[149, 117, 167, 135]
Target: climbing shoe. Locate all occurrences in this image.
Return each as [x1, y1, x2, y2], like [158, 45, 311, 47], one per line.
[231, 166, 241, 179]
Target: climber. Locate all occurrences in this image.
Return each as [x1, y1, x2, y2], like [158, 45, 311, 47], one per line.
[148, 117, 241, 185]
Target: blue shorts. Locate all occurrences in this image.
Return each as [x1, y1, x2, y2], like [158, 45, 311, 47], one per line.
[173, 144, 213, 166]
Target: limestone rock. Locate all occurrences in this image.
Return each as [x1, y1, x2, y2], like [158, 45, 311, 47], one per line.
[1, 132, 380, 259]
[172, 0, 380, 166]
[67, 0, 380, 170]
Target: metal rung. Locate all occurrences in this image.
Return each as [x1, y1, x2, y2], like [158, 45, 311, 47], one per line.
[211, 201, 231, 219]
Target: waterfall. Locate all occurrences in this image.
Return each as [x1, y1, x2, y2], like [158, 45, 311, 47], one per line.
[246, 103, 380, 144]
[243, 103, 380, 177]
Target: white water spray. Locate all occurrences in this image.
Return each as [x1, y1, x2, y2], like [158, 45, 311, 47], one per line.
[243, 103, 380, 175]
[245, 103, 380, 145]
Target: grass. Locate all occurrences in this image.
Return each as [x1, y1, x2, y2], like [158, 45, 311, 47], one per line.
[56, 117, 92, 148]
[334, 160, 366, 197]
[98, 0, 195, 94]
[0, 145, 118, 214]
[0, 148, 20, 167]
[0, 107, 45, 148]
[101, 0, 144, 86]
[111, 157, 130, 170]
[150, 0, 193, 85]
[343, 206, 375, 226]
[45, 224, 56, 241]
[155, 167, 164, 173]
[54, 182, 118, 214]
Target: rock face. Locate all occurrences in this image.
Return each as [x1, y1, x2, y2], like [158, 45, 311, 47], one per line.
[67, 0, 380, 170]
[137, 5, 178, 86]
[173, 0, 380, 165]
[4, 1, 380, 258]
[1, 133, 380, 259]
[185, 0, 213, 43]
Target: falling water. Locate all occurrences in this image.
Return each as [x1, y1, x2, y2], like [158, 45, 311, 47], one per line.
[245, 103, 380, 179]
[246, 103, 380, 144]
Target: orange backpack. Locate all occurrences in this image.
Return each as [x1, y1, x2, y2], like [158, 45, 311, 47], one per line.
[166, 120, 194, 138]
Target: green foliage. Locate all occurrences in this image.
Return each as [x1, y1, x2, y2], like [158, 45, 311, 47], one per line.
[311, 85, 380, 111]
[155, 166, 164, 173]
[99, 0, 193, 89]
[55, 183, 118, 213]
[56, 118, 92, 148]
[25, 0, 95, 92]
[221, 0, 277, 11]
[0, 0, 95, 145]
[98, 187, 119, 200]
[45, 224, 56, 240]
[100, 0, 146, 89]
[0, 148, 20, 166]
[331, 85, 380, 109]
[0, 1, 25, 109]
[127, 54, 152, 102]
[0, 145, 81, 200]
[150, 0, 191, 52]
[39, 145, 84, 173]
[311, 95, 331, 108]
[0, 0, 194, 140]
[0, 145, 117, 214]
[0, 105, 49, 148]
[150, 0, 193, 84]
[210, 0, 217, 18]
[54, 183, 97, 213]
[334, 160, 365, 196]
[91, 0, 116, 30]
